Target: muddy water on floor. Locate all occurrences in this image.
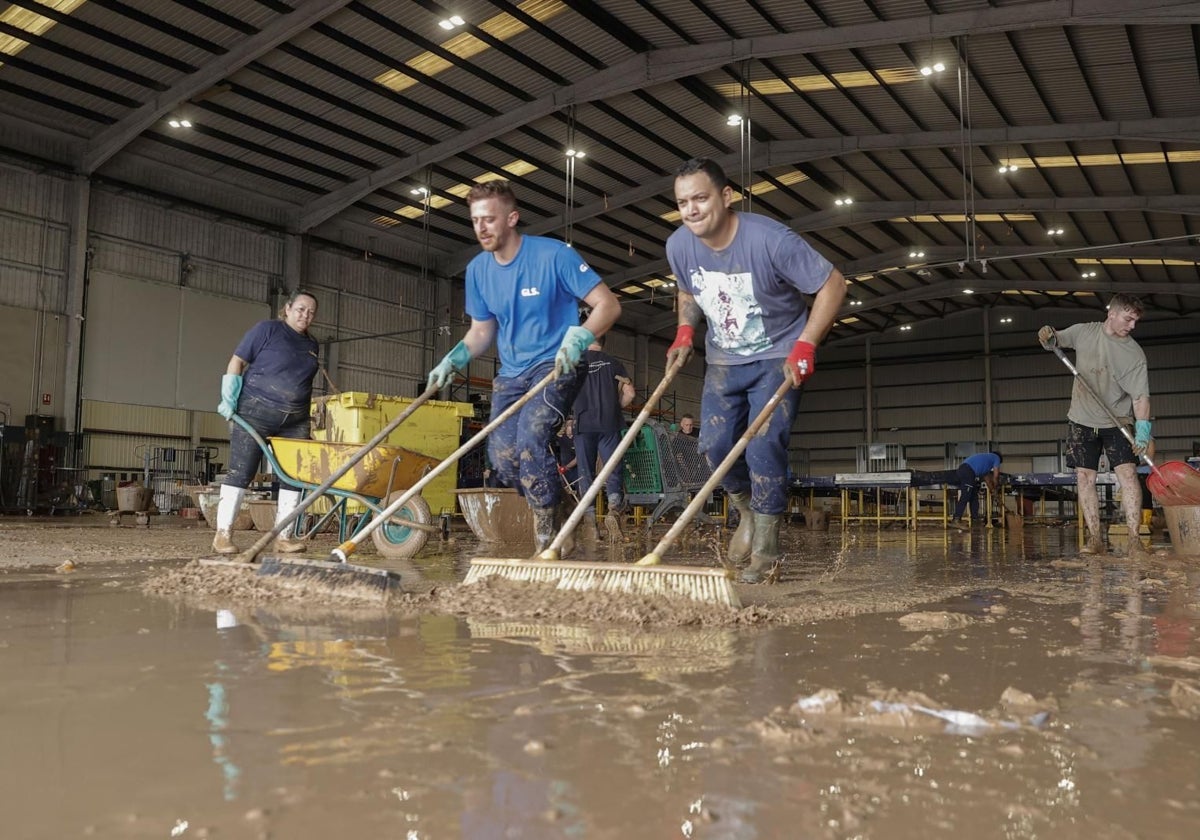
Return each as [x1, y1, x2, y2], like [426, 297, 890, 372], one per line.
[3, 525, 1200, 839]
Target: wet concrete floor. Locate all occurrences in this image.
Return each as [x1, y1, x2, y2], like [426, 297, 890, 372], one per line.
[2, 516, 1200, 839]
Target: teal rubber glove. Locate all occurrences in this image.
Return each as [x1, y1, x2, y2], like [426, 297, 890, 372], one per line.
[554, 326, 594, 376]
[1134, 419, 1152, 455]
[218, 374, 242, 419]
[427, 341, 471, 390]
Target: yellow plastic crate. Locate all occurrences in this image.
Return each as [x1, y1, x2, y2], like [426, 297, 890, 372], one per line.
[311, 393, 474, 515]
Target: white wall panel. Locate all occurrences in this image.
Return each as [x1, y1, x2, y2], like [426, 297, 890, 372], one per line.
[83, 400, 191, 437]
[81, 272, 266, 410]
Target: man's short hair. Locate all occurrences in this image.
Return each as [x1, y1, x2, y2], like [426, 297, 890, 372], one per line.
[467, 180, 517, 210]
[675, 158, 729, 192]
[681, 413, 695, 422]
[1107, 293, 1144, 317]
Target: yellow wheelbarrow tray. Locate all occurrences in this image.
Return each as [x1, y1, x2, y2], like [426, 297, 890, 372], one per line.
[230, 414, 442, 560]
[268, 437, 437, 500]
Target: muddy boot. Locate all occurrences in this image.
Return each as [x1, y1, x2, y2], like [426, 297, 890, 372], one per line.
[212, 529, 237, 555]
[726, 491, 755, 565]
[1125, 534, 1151, 559]
[1080, 533, 1107, 555]
[532, 504, 575, 558]
[604, 491, 625, 542]
[740, 513, 782, 584]
[273, 536, 307, 554]
[581, 509, 601, 543]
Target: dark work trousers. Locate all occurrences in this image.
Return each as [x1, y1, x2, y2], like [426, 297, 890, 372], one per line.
[698, 358, 802, 516]
[574, 430, 624, 502]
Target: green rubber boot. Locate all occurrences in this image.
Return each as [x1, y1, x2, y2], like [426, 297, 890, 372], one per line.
[740, 513, 782, 584]
[727, 491, 755, 566]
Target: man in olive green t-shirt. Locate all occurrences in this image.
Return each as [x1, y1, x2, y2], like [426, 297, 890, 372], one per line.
[1038, 293, 1151, 558]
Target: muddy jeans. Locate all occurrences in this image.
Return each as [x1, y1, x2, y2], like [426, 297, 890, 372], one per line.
[488, 361, 583, 509]
[699, 358, 802, 516]
[225, 394, 310, 488]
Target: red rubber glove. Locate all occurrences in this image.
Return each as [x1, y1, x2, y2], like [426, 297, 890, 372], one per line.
[666, 324, 695, 367]
[784, 340, 816, 388]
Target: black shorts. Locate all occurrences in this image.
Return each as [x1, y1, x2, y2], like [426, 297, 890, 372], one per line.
[1065, 420, 1136, 471]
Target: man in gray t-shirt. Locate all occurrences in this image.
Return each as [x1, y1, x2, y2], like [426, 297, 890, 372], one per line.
[1038, 293, 1152, 558]
[665, 158, 846, 583]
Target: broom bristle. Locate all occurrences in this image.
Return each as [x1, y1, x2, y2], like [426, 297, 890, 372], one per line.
[200, 557, 401, 598]
[464, 558, 741, 608]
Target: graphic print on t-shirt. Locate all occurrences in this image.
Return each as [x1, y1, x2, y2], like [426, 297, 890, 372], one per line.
[689, 265, 769, 355]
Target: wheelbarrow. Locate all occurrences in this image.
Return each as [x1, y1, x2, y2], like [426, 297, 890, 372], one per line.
[234, 417, 440, 559]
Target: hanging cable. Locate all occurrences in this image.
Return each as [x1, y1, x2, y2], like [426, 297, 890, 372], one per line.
[740, 60, 752, 212]
[563, 105, 580, 245]
[956, 35, 977, 265]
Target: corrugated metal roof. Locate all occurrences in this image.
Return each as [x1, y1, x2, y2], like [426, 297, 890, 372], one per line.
[0, 0, 1195, 336]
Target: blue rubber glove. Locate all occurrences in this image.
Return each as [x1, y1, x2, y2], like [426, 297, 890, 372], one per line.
[427, 340, 471, 390]
[554, 326, 594, 376]
[218, 374, 242, 419]
[1134, 419, 1152, 455]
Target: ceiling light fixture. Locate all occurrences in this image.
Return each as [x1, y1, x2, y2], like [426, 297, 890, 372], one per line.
[410, 186, 429, 196]
[919, 61, 946, 76]
[438, 15, 465, 29]
[998, 162, 1018, 174]
[899, 324, 913, 331]
[1081, 270, 1097, 278]
[834, 196, 853, 206]
[1047, 227, 1065, 236]
[726, 114, 743, 126]
[1000, 316, 1013, 324]
[908, 250, 925, 259]
[167, 118, 192, 128]
[565, 148, 585, 159]
[963, 288, 975, 294]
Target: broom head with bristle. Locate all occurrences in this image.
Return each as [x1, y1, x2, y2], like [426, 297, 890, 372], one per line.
[464, 558, 741, 609]
[200, 556, 401, 599]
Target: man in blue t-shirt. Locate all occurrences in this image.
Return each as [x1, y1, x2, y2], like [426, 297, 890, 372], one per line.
[665, 158, 846, 583]
[572, 336, 636, 541]
[950, 451, 1003, 528]
[427, 180, 621, 553]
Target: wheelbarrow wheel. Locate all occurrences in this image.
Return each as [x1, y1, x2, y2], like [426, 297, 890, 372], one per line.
[371, 492, 431, 559]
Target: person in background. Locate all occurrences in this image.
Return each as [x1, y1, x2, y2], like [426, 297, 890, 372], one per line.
[1039, 293, 1152, 558]
[950, 451, 1002, 529]
[678, 413, 699, 437]
[213, 289, 319, 555]
[665, 158, 846, 583]
[571, 336, 636, 540]
[427, 180, 621, 553]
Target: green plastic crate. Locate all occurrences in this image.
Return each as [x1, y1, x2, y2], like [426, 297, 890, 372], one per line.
[622, 425, 662, 495]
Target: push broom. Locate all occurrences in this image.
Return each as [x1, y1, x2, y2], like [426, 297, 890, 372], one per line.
[461, 358, 793, 609]
[199, 385, 444, 593]
[328, 369, 559, 563]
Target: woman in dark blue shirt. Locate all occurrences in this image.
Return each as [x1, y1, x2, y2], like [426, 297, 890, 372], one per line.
[212, 289, 319, 555]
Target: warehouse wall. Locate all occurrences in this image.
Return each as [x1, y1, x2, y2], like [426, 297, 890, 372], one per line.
[1, 156, 1196, 489]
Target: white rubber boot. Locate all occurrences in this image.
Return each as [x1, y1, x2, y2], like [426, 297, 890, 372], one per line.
[273, 488, 306, 553]
[212, 484, 244, 555]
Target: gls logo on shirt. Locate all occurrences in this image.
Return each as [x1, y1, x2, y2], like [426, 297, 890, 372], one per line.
[520, 287, 540, 297]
